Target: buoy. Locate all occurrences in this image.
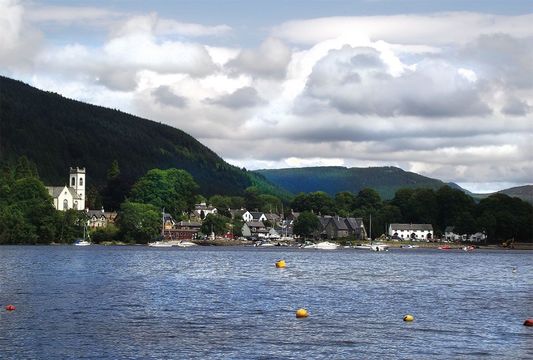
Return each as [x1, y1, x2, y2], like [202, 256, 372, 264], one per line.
[5, 304, 16, 311]
[403, 314, 414, 322]
[295, 308, 309, 318]
[524, 319, 533, 326]
[275, 259, 286, 268]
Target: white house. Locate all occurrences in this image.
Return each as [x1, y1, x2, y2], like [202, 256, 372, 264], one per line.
[389, 223, 434, 241]
[242, 211, 267, 222]
[46, 167, 86, 211]
[192, 202, 217, 218]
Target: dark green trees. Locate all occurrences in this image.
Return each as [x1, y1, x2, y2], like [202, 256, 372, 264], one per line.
[130, 168, 199, 219]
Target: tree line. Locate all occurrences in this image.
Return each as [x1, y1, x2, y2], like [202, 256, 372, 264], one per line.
[1, 157, 531, 244]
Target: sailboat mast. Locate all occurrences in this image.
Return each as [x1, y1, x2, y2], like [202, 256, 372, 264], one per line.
[161, 208, 165, 237]
[369, 213, 372, 245]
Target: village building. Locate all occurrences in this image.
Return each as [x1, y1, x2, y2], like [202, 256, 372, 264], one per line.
[46, 167, 86, 211]
[163, 220, 202, 240]
[191, 202, 217, 219]
[242, 211, 267, 222]
[242, 221, 269, 239]
[445, 226, 486, 243]
[86, 208, 117, 228]
[316, 216, 366, 240]
[389, 223, 434, 241]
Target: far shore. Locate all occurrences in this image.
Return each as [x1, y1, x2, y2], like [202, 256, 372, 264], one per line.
[9, 240, 533, 250]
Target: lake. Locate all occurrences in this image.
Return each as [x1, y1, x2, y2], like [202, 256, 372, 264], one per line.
[0, 246, 531, 359]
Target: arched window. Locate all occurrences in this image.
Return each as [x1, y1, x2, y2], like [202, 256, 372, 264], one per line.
[80, 178, 83, 186]
[71, 177, 76, 186]
[63, 199, 68, 210]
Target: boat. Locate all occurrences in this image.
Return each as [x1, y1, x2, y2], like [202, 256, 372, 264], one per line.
[400, 244, 419, 249]
[462, 245, 475, 251]
[148, 241, 173, 247]
[175, 240, 197, 247]
[370, 243, 389, 252]
[438, 245, 452, 250]
[74, 223, 91, 246]
[315, 241, 339, 250]
[148, 208, 173, 247]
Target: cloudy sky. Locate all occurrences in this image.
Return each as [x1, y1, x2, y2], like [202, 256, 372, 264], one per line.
[1, 0, 532, 193]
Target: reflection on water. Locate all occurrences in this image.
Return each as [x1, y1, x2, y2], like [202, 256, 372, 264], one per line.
[0, 246, 531, 359]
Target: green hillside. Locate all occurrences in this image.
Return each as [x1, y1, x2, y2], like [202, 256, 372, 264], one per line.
[0, 76, 276, 197]
[255, 166, 462, 200]
[472, 185, 533, 204]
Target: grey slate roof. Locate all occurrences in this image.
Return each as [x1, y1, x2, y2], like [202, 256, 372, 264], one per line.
[390, 223, 433, 231]
[345, 217, 363, 231]
[249, 212, 264, 220]
[331, 217, 348, 230]
[46, 186, 80, 199]
[246, 221, 265, 228]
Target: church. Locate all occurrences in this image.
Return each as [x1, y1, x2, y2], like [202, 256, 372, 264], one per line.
[46, 167, 86, 211]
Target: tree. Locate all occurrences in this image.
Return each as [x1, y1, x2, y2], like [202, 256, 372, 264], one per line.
[130, 168, 199, 219]
[335, 191, 356, 216]
[354, 188, 382, 212]
[117, 201, 161, 243]
[259, 194, 282, 213]
[244, 187, 262, 211]
[201, 213, 229, 236]
[293, 211, 320, 239]
[102, 160, 130, 211]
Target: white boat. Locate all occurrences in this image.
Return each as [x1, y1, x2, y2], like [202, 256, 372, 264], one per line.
[175, 241, 197, 247]
[74, 239, 91, 246]
[148, 241, 173, 247]
[74, 223, 91, 246]
[315, 241, 339, 250]
[370, 243, 389, 252]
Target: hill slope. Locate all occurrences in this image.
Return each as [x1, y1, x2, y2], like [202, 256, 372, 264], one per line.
[499, 185, 533, 203]
[0, 76, 264, 196]
[255, 166, 462, 200]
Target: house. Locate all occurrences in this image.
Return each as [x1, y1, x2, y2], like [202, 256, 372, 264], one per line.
[389, 224, 434, 241]
[86, 208, 117, 228]
[444, 226, 462, 242]
[286, 210, 300, 225]
[46, 167, 85, 211]
[264, 213, 281, 225]
[242, 211, 266, 222]
[344, 217, 367, 240]
[241, 221, 269, 239]
[192, 202, 217, 219]
[164, 220, 202, 240]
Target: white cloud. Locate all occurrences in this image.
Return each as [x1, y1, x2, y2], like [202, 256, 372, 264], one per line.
[2, 4, 532, 192]
[273, 13, 533, 46]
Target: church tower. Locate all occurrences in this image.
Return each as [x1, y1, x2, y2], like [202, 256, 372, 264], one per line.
[69, 167, 86, 210]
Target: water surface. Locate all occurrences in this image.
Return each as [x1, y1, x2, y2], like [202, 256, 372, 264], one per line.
[0, 246, 531, 359]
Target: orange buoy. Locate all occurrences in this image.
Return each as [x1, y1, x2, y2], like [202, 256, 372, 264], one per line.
[5, 304, 16, 311]
[524, 319, 533, 326]
[295, 308, 309, 318]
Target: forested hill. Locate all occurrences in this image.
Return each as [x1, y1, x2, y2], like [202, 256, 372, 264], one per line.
[255, 166, 463, 200]
[0, 76, 255, 196]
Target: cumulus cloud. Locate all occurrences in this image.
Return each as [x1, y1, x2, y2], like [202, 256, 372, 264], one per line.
[207, 87, 264, 108]
[0, 0, 42, 69]
[152, 85, 187, 108]
[2, 4, 533, 192]
[297, 45, 490, 117]
[227, 37, 291, 78]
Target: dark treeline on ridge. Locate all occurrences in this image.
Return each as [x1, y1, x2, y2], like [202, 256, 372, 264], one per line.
[0, 75, 286, 199]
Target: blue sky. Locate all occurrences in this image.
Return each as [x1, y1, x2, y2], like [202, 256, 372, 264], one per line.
[1, 0, 532, 193]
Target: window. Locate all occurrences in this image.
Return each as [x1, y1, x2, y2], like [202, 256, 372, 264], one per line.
[80, 178, 83, 186]
[63, 199, 68, 210]
[71, 177, 75, 186]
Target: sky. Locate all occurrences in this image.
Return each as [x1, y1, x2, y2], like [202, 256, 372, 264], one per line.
[1, 0, 532, 193]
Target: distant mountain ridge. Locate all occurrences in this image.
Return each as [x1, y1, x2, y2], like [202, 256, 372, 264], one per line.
[472, 185, 533, 204]
[0, 75, 281, 197]
[255, 166, 468, 200]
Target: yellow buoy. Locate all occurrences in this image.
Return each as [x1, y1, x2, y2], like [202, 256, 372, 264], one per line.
[403, 314, 414, 322]
[275, 259, 286, 268]
[295, 308, 309, 318]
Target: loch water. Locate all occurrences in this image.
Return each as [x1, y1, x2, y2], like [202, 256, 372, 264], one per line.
[0, 246, 531, 359]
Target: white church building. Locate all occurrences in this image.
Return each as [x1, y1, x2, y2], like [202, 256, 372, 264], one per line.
[46, 167, 86, 211]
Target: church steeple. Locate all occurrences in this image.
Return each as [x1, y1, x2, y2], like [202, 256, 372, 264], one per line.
[69, 167, 86, 210]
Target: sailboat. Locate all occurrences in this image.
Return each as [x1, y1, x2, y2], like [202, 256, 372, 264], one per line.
[355, 214, 388, 251]
[148, 209, 173, 247]
[74, 223, 91, 246]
